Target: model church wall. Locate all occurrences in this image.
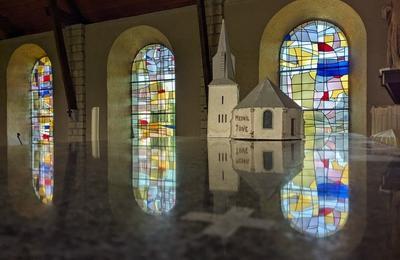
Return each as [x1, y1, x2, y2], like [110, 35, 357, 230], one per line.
[231, 108, 284, 140]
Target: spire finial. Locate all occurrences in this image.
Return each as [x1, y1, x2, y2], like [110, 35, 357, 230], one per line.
[212, 19, 235, 81]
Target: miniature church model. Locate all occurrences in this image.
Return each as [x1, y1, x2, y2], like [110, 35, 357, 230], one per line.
[207, 20, 239, 138]
[231, 79, 304, 140]
[207, 20, 304, 140]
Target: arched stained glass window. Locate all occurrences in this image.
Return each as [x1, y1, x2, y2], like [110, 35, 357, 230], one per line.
[31, 56, 54, 143]
[131, 44, 176, 215]
[30, 56, 54, 204]
[131, 44, 176, 139]
[132, 138, 176, 215]
[280, 20, 349, 136]
[281, 135, 349, 238]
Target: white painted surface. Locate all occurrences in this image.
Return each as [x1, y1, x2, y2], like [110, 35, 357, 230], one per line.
[208, 138, 239, 192]
[208, 84, 239, 137]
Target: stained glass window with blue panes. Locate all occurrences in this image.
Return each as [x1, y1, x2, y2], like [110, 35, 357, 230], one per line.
[131, 44, 176, 139]
[280, 20, 349, 136]
[30, 56, 54, 204]
[31, 56, 54, 144]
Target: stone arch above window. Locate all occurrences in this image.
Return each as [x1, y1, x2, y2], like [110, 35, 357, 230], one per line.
[107, 25, 172, 143]
[7, 44, 48, 145]
[259, 0, 367, 135]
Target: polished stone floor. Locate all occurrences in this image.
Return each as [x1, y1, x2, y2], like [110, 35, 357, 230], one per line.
[0, 134, 400, 259]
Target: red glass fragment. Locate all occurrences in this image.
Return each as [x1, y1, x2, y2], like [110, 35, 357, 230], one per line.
[319, 208, 334, 216]
[43, 75, 51, 82]
[322, 159, 330, 168]
[321, 91, 330, 101]
[318, 43, 334, 52]
[139, 120, 148, 125]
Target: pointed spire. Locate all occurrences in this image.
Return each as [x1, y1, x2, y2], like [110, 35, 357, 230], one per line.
[212, 19, 235, 81]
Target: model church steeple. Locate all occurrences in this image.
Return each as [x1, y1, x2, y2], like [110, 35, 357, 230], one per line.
[212, 19, 235, 82]
[207, 19, 239, 138]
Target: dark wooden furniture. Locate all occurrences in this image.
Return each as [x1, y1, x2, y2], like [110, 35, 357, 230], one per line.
[381, 69, 400, 104]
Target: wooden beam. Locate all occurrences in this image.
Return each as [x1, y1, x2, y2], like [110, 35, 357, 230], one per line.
[66, 0, 89, 24]
[197, 0, 212, 106]
[45, 2, 85, 25]
[50, 7, 81, 25]
[0, 15, 23, 39]
[48, 0, 78, 116]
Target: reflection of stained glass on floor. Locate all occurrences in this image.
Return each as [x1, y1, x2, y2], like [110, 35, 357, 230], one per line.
[31, 56, 54, 144]
[31, 56, 54, 205]
[280, 20, 349, 135]
[281, 134, 349, 238]
[131, 44, 176, 139]
[132, 138, 176, 215]
[32, 144, 54, 204]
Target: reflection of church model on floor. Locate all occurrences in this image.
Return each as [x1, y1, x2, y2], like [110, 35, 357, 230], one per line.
[208, 136, 349, 238]
[207, 21, 349, 238]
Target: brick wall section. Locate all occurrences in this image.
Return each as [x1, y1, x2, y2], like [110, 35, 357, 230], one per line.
[200, 0, 224, 137]
[205, 0, 224, 57]
[64, 24, 86, 142]
[199, 75, 207, 136]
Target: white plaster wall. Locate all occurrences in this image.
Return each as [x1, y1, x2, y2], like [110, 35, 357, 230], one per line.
[207, 83, 239, 137]
[5, 42, 68, 146]
[6, 44, 46, 145]
[106, 25, 172, 143]
[231, 108, 253, 139]
[282, 108, 304, 140]
[253, 108, 283, 140]
[0, 33, 70, 146]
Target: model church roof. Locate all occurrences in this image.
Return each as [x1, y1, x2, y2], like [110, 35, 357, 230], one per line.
[210, 19, 236, 85]
[235, 78, 301, 109]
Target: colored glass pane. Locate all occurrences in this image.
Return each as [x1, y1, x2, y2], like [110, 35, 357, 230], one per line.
[31, 56, 54, 144]
[30, 56, 54, 204]
[132, 137, 176, 215]
[131, 44, 176, 139]
[280, 20, 349, 135]
[281, 134, 349, 237]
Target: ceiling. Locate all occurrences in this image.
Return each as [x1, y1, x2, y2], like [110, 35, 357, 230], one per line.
[0, 0, 196, 39]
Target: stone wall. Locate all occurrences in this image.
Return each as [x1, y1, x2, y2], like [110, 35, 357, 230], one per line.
[64, 24, 86, 142]
[205, 0, 224, 57]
